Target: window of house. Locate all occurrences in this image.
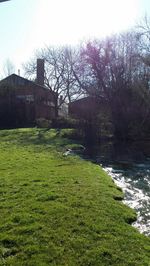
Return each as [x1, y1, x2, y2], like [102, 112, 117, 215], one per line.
[16, 95, 34, 102]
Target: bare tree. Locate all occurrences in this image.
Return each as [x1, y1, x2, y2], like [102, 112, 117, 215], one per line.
[3, 59, 15, 77]
[23, 31, 150, 139]
[24, 46, 83, 117]
[76, 33, 150, 139]
[136, 15, 150, 65]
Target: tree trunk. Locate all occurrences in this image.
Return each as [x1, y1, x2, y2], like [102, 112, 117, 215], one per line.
[54, 97, 59, 118]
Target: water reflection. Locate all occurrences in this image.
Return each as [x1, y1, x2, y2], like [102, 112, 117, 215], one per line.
[84, 141, 150, 236]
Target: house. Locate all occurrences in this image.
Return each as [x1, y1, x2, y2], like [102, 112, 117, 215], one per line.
[69, 96, 113, 139]
[0, 59, 56, 128]
[68, 96, 102, 120]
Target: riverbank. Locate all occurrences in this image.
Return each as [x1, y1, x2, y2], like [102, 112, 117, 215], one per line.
[104, 164, 150, 236]
[0, 128, 150, 266]
[83, 141, 150, 236]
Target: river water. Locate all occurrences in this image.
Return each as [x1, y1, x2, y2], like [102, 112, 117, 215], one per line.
[83, 141, 150, 236]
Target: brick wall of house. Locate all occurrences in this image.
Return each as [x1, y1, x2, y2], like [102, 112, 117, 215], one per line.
[0, 74, 56, 127]
[69, 97, 100, 120]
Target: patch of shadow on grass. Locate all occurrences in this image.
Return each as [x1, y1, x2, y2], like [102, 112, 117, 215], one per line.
[18, 224, 42, 235]
[71, 202, 89, 208]
[11, 214, 35, 225]
[31, 207, 46, 215]
[116, 186, 123, 192]
[113, 195, 124, 201]
[1, 247, 19, 258]
[36, 194, 59, 202]
[42, 183, 49, 187]
[124, 215, 137, 225]
[21, 183, 29, 187]
[1, 238, 18, 249]
[32, 179, 42, 183]
[24, 245, 40, 256]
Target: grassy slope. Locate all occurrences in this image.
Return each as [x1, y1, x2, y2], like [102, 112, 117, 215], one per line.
[0, 128, 149, 266]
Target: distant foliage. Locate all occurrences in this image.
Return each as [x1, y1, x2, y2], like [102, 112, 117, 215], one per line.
[52, 117, 78, 129]
[36, 118, 52, 128]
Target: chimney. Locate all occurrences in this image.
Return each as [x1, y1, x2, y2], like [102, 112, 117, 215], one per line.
[37, 58, 44, 86]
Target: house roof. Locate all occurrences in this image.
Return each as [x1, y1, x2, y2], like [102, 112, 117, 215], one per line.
[0, 74, 48, 91]
[69, 96, 102, 106]
[70, 96, 92, 104]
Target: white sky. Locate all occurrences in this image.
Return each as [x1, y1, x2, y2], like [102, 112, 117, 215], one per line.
[0, 0, 149, 76]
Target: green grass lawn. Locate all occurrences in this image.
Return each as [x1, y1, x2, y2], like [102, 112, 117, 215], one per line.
[0, 128, 149, 266]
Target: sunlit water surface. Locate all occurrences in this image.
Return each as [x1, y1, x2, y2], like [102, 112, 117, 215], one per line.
[83, 141, 150, 236]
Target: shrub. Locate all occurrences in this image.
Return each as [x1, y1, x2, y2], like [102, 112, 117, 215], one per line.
[36, 118, 52, 128]
[52, 117, 78, 128]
